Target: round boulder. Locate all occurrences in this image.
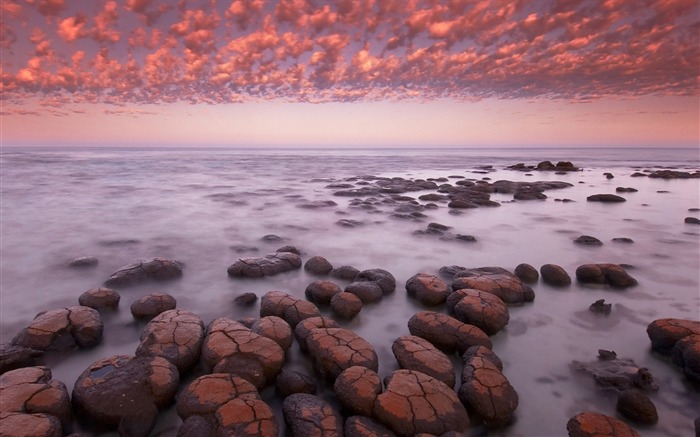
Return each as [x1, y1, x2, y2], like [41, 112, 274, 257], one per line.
[78, 287, 120, 310]
[672, 334, 700, 383]
[452, 267, 535, 304]
[452, 289, 510, 335]
[355, 268, 396, 295]
[12, 306, 103, 352]
[345, 281, 384, 303]
[250, 316, 293, 350]
[566, 411, 640, 437]
[330, 292, 363, 319]
[130, 293, 177, 320]
[459, 356, 518, 427]
[463, 345, 503, 371]
[405, 273, 451, 306]
[68, 256, 98, 268]
[587, 194, 627, 203]
[135, 309, 205, 373]
[330, 265, 360, 280]
[392, 335, 456, 387]
[334, 366, 382, 417]
[275, 369, 317, 397]
[304, 256, 333, 275]
[293, 316, 339, 352]
[540, 264, 571, 287]
[282, 393, 343, 437]
[306, 327, 379, 380]
[616, 389, 658, 425]
[305, 280, 342, 306]
[575, 264, 638, 288]
[646, 318, 700, 353]
[408, 311, 492, 355]
[574, 235, 603, 246]
[104, 258, 183, 287]
[227, 252, 302, 278]
[514, 263, 538, 283]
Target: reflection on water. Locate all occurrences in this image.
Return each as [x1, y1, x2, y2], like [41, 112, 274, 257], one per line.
[1, 147, 699, 436]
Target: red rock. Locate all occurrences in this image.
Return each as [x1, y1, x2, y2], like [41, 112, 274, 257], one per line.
[647, 318, 700, 353]
[135, 309, 204, 373]
[334, 366, 382, 417]
[566, 411, 640, 437]
[408, 311, 492, 354]
[306, 328, 378, 380]
[392, 335, 455, 387]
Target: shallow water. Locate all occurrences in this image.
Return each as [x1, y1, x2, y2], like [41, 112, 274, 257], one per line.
[1, 147, 699, 436]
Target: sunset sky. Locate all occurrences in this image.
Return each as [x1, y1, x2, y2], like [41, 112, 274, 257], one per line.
[1, 0, 698, 148]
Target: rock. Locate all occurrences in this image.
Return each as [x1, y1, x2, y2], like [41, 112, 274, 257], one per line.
[685, 217, 700, 224]
[78, 287, 120, 310]
[306, 327, 379, 380]
[304, 256, 333, 275]
[575, 264, 638, 288]
[647, 318, 700, 354]
[12, 306, 102, 352]
[604, 172, 614, 179]
[373, 369, 469, 436]
[176, 373, 279, 437]
[587, 194, 626, 203]
[459, 355, 518, 427]
[345, 416, 397, 437]
[104, 257, 183, 287]
[68, 256, 98, 268]
[298, 200, 338, 209]
[616, 389, 658, 425]
[648, 169, 700, 179]
[355, 268, 396, 294]
[336, 219, 365, 227]
[330, 292, 363, 319]
[276, 245, 300, 254]
[130, 293, 177, 320]
[230, 245, 259, 253]
[233, 292, 257, 306]
[452, 267, 535, 304]
[513, 187, 547, 200]
[672, 334, 700, 382]
[589, 299, 612, 314]
[571, 353, 658, 392]
[345, 281, 384, 303]
[282, 393, 343, 437]
[72, 355, 179, 436]
[201, 318, 285, 389]
[574, 235, 603, 246]
[305, 280, 342, 305]
[540, 264, 571, 287]
[334, 366, 382, 417]
[294, 316, 340, 352]
[250, 316, 293, 350]
[329, 265, 360, 280]
[135, 309, 205, 373]
[227, 252, 302, 278]
[178, 416, 215, 436]
[405, 273, 451, 306]
[259, 290, 320, 328]
[566, 411, 641, 437]
[392, 335, 456, 387]
[451, 289, 510, 335]
[612, 237, 634, 244]
[514, 263, 538, 283]
[261, 234, 283, 242]
[275, 369, 317, 397]
[537, 160, 555, 170]
[449, 199, 478, 208]
[616, 187, 638, 193]
[0, 366, 71, 435]
[0, 343, 42, 374]
[407, 311, 492, 355]
[462, 345, 503, 371]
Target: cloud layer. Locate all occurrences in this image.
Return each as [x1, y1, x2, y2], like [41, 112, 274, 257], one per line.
[2, 0, 698, 106]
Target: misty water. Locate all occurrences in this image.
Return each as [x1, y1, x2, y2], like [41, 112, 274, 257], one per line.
[1, 147, 698, 436]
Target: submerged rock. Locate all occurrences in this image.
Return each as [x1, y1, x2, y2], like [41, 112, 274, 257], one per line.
[576, 264, 637, 288]
[571, 351, 658, 392]
[574, 235, 603, 246]
[68, 256, 98, 268]
[405, 273, 451, 306]
[587, 194, 626, 203]
[104, 258, 183, 287]
[227, 252, 302, 278]
[540, 264, 572, 287]
[589, 299, 612, 314]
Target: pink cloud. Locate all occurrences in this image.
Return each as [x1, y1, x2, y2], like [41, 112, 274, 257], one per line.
[57, 14, 88, 42]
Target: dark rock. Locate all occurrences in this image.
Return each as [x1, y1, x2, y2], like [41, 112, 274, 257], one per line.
[330, 265, 360, 280]
[294, 316, 340, 352]
[78, 287, 120, 310]
[452, 267, 535, 304]
[587, 194, 626, 203]
[227, 252, 302, 278]
[648, 169, 700, 179]
[589, 299, 612, 314]
[616, 187, 638, 193]
[276, 245, 301, 254]
[459, 355, 518, 427]
[104, 257, 183, 287]
[575, 264, 637, 288]
[604, 172, 614, 179]
[276, 369, 317, 397]
[68, 256, 98, 268]
[540, 264, 572, 287]
[259, 290, 320, 328]
[405, 273, 451, 306]
[12, 306, 103, 352]
[135, 309, 205, 373]
[392, 335, 455, 387]
[612, 238, 634, 244]
[230, 245, 259, 253]
[261, 234, 283, 241]
[305, 280, 342, 305]
[72, 355, 178, 436]
[685, 217, 700, 224]
[373, 369, 469, 436]
[448, 199, 478, 209]
[514, 263, 539, 283]
[178, 416, 215, 436]
[514, 187, 547, 200]
[130, 293, 177, 320]
[566, 411, 640, 437]
[572, 354, 658, 392]
[428, 222, 451, 231]
[617, 389, 658, 425]
[330, 292, 363, 319]
[1, 412, 62, 437]
[537, 160, 555, 170]
[234, 292, 257, 306]
[306, 327, 378, 380]
[408, 311, 492, 355]
[334, 366, 382, 417]
[0, 343, 42, 374]
[283, 393, 343, 437]
[574, 235, 603, 246]
[346, 281, 384, 303]
[451, 289, 510, 335]
[345, 416, 397, 437]
[250, 316, 293, 350]
[462, 345, 503, 372]
[298, 200, 338, 209]
[647, 318, 700, 354]
[355, 268, 396, 294]
[671, 334, 700, 383]
[304, 256, 334, 275]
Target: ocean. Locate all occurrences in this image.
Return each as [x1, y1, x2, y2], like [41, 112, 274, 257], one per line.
[1, 147, 698, 436]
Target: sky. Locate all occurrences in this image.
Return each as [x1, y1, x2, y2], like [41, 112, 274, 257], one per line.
[1, 0, 698, 148]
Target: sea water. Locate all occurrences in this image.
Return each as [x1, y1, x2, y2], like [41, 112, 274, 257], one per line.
[1, 147, 698, 436]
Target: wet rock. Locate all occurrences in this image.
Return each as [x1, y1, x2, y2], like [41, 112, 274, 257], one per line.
[392, 335, 456, 387]
[345, 416, 397, 437]
[566, 411, 641, 437]
[259, 290, 320, 328]
[571, 353, 658, 392]
[345, 280, 384, 303]
[451, 289, 510, 335]
[408, 311, 492, 354]
[294, 316, 340, 352]
[0, 343, 42, 374]
[589, 299, 612, 314]
[612, 237, 634, 244]
[672, 334, 700, 383]
[449, 199, 478, 208]
[452, 267, 535, 304]
[616, 389, 658, 425]
[104, 257, 183, 287]
[462, 345, 503, 372]
[685, 217, 700, 224]
[336, 218, 365, 227]
[261, 234, 283, 242]
[334, 365, 382, 417]
[330, 265, 360, 280]
[227, 252, 302, 278]
[574, 235, 603, 246]
[459, 355, 518, 427]
[275, 369, 317, 397]
[230, 245, 259, 253]
[373, 369, 470, 436]
[576, 264, 638, 288]
[250, 316, 293, 350]
[513, 187, 547, 200]
[78, 287, 120, 310]
[68, 256, 98, 268]
[136, 309, 205, 373]
[405, 273, 451, 306]
[72, 355, 178, 436]
[0, 366, 71, 435]
[282, 393, 343, 437]
[177, 373, 279, 437]
[616, 187, 638, 193]
[648, 169, 700, 179]
[587, 194, 626, 203]
[540, 264, 572, 287]
[201, 318, 285, 389]
[306, 327, 379, 380]
[178, 415, 214, 436]
[514, 263, 539, 283]
[234, 292, 257, 306]
[12, 306, 102, 352]
[130, 293, 177, 320]
[305, 280, 342, 305]
[276, 245, 301, 254]
[355, 268, 397, 295]
[604, 172, 614, 179]
[304, 256, 334, 275]
[330, 292, 363, 319]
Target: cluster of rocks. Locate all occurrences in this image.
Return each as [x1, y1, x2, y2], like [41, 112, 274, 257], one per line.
[506, 262, 638, 290]
[413, 222, 478, 243]
[647, 318, 700, 384]
[631, 169, 700, 179]
[507, 160, 580, 172]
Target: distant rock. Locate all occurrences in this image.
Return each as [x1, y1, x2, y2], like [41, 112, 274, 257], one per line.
[452, 266, 535, 304]
[227, 252, 302, 278]
[587, 194, 626, 203]
[68, 256, 98, 268]
[104, 258, 183, 287]
[78, 287, 120, 310]
[685, 217, 700, 225]
[616, 187, 638, 193]
[575, 264, 637, 288]
[574, 235, 603, 246]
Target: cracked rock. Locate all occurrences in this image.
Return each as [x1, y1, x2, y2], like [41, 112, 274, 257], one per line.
[250, 316, 293, 350]
[334, 366, 382, 417]
[406, 273, 451, 306]
[459, 356, 518, 428]
[104, 257, 183, 287]
[282, 393, 343, 437]
[12, 306, 103, 352]
[345, 416, 397, 437]
[305, 280, 343, 306]
[306, 327, 379, 380]
[566, 411, 640, 437]
[392, 335, 456, 387]
[78, 287, 120, 311]
[294, 317, 339, 353]
[130, 293, 177, 320]
[259, 290, 320, 328]
[227, 252, 302, 278]
[451, 267, 535, 304]
[354, 268, 397, 295]
[449, 289, 509, 336]
[135, 309, 205, 373]
[408, 311, 492, 355]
